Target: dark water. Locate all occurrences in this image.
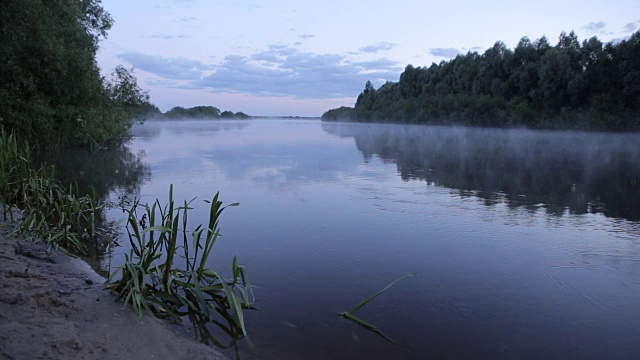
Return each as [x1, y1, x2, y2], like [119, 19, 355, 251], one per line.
[98, 119, 640, 359]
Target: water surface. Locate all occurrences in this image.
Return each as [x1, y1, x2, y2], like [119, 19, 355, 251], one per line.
[103, 119, 640, 359]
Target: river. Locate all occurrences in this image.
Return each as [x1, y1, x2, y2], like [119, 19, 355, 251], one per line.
[92, 119, 640, 359]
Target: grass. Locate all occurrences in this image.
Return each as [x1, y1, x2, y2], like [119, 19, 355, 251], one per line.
[2, 129, 253, 342]
[0, 130, 31, 221]
[340, 272, 415, 345]
[0, 129, 104, 254]
[4, 128, 419, 350]
[105, 185, 254, 340]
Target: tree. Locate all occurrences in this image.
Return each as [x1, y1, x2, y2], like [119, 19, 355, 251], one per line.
[323, 30, 640, 130]
[0, 0, 147, 146]
[164, 106, 224, 119]
[108, 66, 150, 116]
[356, 81, 377, 112]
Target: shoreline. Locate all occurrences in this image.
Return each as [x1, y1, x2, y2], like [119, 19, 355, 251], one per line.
[0, 218, 227, 360]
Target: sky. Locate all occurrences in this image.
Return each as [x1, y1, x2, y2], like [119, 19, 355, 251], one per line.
[97, 0, 640, 117]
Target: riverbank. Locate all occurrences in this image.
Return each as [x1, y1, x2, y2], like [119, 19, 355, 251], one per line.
[0, 218, 226, 360]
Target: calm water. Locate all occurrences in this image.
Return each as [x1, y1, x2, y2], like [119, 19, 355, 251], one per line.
[99, 119, 640, 359]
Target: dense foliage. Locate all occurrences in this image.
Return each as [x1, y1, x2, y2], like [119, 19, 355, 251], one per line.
[161, 106, 250, 120]
[323, 31, 640, 130]
[0, 0, 150, 147]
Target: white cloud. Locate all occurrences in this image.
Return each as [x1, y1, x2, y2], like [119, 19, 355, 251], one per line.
[623, 22, 638, 33]
[350, 58, 401, 70]
[118, 52, 212, 80]
[582, 21, 608, 35]
[119, 45, 402, 99]
[359, 42, 397, 53]
[429, 47, 460, 58]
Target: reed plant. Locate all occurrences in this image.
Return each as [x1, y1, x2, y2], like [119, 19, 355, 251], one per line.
[106, 185, 254, 338]
[0, 130, 32, 220]
[341, 273, 415, 345]
[0, 129, 105, 254]
[3, 129, 253, 338]
[15, 178, 104, 254]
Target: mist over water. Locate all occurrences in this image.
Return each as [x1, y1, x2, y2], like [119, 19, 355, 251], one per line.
[322, 122, 640, 221]
[98, 119, 640, 359]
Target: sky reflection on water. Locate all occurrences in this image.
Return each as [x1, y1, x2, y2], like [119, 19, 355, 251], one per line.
[101, 119, 640, 359]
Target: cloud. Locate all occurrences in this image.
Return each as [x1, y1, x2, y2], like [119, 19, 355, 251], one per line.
[120, 44, 403, 99]
[350, 58, 401, 70]
[611, 35, 632, 44]
[145, 79, 180, 88]
[623, 22, 638, 33]
[118, 52, 212, 80]
[582, 21, 607, 34]
[359, 42, 397, 53]
[198, 48, 400, 98]
[429, 47, 460, 58]
[298, 34, 315, 40]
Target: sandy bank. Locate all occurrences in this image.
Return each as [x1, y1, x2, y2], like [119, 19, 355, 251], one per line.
[0, 219, 227, 360]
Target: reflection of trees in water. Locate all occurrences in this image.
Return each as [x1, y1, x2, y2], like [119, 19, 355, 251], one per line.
[33, 143, 151, 275]
[34, 142, 151, 200]
[322, 122, 640, 221]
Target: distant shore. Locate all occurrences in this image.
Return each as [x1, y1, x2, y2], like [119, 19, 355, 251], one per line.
[0, 216, 226, 360]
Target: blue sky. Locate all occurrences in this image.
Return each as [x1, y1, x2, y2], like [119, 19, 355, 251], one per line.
[98, 0, 640, 116]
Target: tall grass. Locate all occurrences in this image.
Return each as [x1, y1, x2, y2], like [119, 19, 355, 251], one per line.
[0, 129, 104, 253]
[106, 185, 254, 339]
[2, 129, 253, 342]
[0, 130, 31, 221]
[0, 130, 105, 254]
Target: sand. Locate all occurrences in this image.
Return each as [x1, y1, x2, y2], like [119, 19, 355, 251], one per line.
[0, 218, 227, 360]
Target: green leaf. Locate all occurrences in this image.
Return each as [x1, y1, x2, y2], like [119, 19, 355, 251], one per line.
[142, 226, 171, 233]
[348, 272, 416, 314]
[341, 312, 403, 346]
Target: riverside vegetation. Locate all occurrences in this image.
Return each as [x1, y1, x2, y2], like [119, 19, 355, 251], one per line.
[0, 129, 254, 341]
[0, 1, 151, 147]
[106, 186, 254, 340]
[0, 0, 254, 345]
[322, 31, 640, 131]
[0, 0, 415, 350]
[153, 106, 251, 120]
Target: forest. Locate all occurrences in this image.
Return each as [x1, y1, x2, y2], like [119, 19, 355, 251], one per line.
[148, 105, 250, 120]
[0, 0, 150, 147]
[322, 31, 640, 131]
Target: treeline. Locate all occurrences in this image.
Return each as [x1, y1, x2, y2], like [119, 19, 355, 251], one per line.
[323, 31, 640, 131]
[145, 105, 250, 120]
[0, 0, 150, 147]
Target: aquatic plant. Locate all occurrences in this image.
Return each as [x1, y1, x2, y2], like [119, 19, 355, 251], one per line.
[106, 185, 254, 339]
[0, 129, 104, 254]
[341, 273, 415, 344]
[15, 179, 104, 254]
[0, 130, 31, 220]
